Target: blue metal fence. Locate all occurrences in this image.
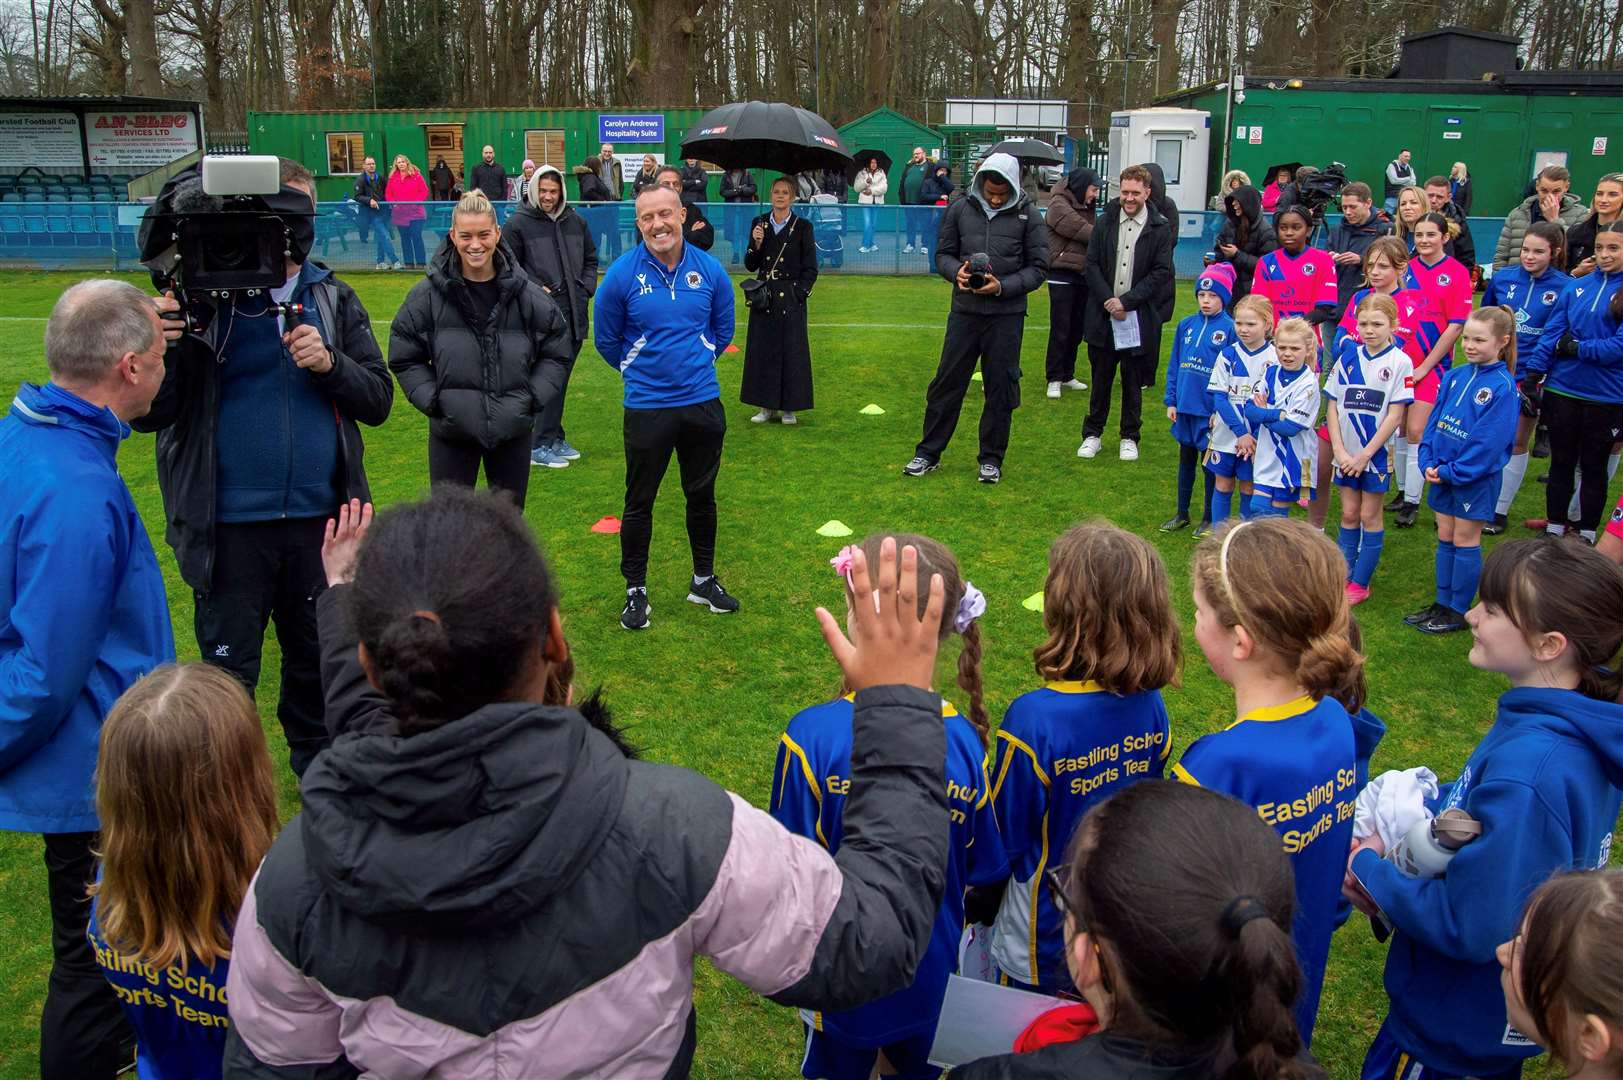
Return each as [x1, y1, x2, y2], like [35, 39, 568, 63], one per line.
[0, 200, 1511, 280]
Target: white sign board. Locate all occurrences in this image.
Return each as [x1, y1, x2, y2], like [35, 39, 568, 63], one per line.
[85, 111, 200, 169]
[1249, 126, 1263, 145]
[0, 112, 83, 169]
[618, 152, 665, 184]
[1235, 126, 1249, 140]
[1595, 136, 1609, 156]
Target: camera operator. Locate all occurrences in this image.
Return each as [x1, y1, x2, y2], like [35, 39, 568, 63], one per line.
[1326, 181, 1392, 308]
[135, 157, 393, 778]
[902, 152, 1048, 485]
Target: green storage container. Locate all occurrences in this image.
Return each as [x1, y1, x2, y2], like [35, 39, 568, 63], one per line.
[837, 107, 944, 204]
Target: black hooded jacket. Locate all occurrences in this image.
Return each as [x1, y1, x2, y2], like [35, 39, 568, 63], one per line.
[934, 158, 1049, 316]
[1214, 185, 1278, 301]
[388, 242, 571, 447]
[501, 169, 600, 349]
[1141, 163, 1180, 241]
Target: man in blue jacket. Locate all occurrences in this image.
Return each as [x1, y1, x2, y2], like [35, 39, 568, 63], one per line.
[0, 279, 175, 1079]
[595, 184, 739, 631]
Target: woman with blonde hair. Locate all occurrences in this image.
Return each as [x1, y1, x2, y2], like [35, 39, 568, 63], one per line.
[1449, 161, 1472, 215]
[385, 153, 430, 268]
[87, 663, 280, 1080]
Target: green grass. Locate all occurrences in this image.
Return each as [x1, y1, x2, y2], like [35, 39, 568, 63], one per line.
[0, 269, 1606, 1078]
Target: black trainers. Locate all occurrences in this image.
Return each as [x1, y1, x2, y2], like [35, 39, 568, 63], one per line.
[978, 463, 1001, 484]
[902, 456, 938, 477]
[1385, 490, 1408, 512]
[1483, 513, 1509, 536]
[1536, 471, 1549, 484]
[1403, 602, 1444, 626]
[1159, 515, 1191, 532]
[1395, 501, 1420, 528]
[1417, 607, 1469, 635]
[1192, 520, 1213, 539]
[688, 575, 740, 614]
[620, 588, 651, 630]
[1531, 425, 1551, 459]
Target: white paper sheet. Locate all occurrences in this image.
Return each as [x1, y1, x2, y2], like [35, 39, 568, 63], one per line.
[1111, 309, 1142, 351]
[927, 974, 1069, 1068]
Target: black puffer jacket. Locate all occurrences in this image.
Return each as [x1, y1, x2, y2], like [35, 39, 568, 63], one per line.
[934, 155, 1049, 316]
[388, 242, 571, 448]
[1215, 185, 1278, 301]
[501, 167, 599, 349]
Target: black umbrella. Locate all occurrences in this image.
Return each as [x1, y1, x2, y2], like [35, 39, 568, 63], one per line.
[1264, 160, 1304, 185]
[987, 138, 1064, 167]
[846, 148, 893, 182]
[680, 101, 854, 175]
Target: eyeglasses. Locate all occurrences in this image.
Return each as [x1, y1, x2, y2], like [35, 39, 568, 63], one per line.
[1044, 865, 1073, 920]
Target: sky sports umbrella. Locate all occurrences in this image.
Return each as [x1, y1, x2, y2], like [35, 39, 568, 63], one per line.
[986, 138, 1064, 167]
[679, 101, 854, 175]
[846, 148, 894, 181]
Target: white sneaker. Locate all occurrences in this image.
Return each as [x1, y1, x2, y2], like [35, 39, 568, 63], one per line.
[1077, 436, 1102, 459]
[781, 412, 797, 425]
[1120, 439, 1139, 461]
[375, 261, 388, 270]
[750, 409, 772, 423]
[1063, 378, 1088, 391]
[903, 244, 915, 253]
[1046, 382, 1062, 399]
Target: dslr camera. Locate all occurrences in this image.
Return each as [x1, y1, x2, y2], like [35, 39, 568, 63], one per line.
[1297, 162, 1348, 219]
[138, 155, 317, 334]
[965, 252, 994, 290]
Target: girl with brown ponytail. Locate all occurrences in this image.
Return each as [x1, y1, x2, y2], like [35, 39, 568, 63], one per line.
[770, 532, 1007, 1079]
[1172, 517, 1362, 1047]
[951, 781, 1322, 1080]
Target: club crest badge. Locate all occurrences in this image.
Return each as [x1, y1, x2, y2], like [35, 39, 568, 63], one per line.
[1542, 290, 1558, 305]
[1474, 386, 1493, 405]
[685, 271, 703, 289]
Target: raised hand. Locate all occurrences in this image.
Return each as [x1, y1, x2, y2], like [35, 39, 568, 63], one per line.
[815, 537, 945, 693]
[321, 499, 373, 586]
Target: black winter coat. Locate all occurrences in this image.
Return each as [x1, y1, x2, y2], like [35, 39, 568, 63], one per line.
[679, 163, 708, 200]
[721, 170, 757, 203]
[501, 202, 599, 349]
[934, 189, 1049, 317]
[132, 264, 393, 591]
[389, 243, 571, 448]
[1083, 200, 1176, 351]
[1142, 162, 1180, 241]
[577, 170, 613, 203]
[742, 213, 818, 411]
[953, 1034, 1225, 1080]
[471, 161, 508, 202]
[1325, 213, 1392, 307]
[682, 199, 716, 251]
[1215, 185, 1278, 301]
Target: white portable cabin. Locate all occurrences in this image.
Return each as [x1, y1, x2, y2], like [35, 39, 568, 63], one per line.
[1105, 107, 1212, 210]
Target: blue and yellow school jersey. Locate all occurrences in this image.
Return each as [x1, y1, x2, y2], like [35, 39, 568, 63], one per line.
[770, 695, 1007, 1046]
[988, 681, 1172, 989]
[1172, 695, 1356, 1048]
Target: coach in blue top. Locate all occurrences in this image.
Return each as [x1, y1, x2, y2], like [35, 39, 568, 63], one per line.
[1, 280, 175, 1079]
[595, 184, 739, 630]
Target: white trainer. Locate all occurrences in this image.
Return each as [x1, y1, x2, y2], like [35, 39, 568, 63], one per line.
[1077, 436, 1102, 459]
[1120, 439, 1139, 461]
[1063, 378, 1088, 391]
[1046, 382, 1062, 399]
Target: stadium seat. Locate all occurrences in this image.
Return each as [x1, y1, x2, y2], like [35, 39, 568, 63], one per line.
[23, 214, 51, 248]
[48, 213, 74, 246]
[1, 212, 22, 237]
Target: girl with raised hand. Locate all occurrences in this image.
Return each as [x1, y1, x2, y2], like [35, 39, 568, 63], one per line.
[1348, 539, 1623, 1080]
[223, 492, 962, 1078]
[773, 533, 1005, 1080]
[983, 522, 1179, 995]
[1394, 211, 1474, 528]
[1173, 517, 1361, 1046]
[952, 781, 1322, 1080]
[1407, 306, 1519, 636]
[1499, 870, 1623, 1080]
[1521, 220, 1623, 544]
[1481, 222, 1571, 535]
[1326, 293, 1414, 605]
[87, 664, 280, 1080]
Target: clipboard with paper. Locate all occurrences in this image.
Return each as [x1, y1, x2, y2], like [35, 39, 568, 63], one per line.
[1110, 309, 1142, 351]
[927, 974, 1069, 1068]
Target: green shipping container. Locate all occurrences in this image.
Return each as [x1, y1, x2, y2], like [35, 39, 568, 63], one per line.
[837, 107, 945, 204]
[1158, 78, 1621, 217]
[248, 107, 749, 202]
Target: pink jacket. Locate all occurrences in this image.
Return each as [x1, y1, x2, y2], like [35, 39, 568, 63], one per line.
[385, 170, 428, 225]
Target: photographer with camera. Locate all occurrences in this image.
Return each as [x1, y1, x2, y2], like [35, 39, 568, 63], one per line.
[135, 157, 393, 779]
[902, 152, 1048, 485]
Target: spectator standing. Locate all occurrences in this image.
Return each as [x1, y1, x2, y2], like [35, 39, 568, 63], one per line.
[502, 166, 599, 469]
[1326, 181, 1392, 309]
[576, 155, 621, 262]
[854, 157, 887, 253]
[919, 163, 955, 263]
[1494, 165, 1590, 269]
[470, 145, 508, 203]
[741, 176, 818, 425]
[720, 166, 758, 265]
[1425, 175, 1478, 273]
[902, 153, 1048, 485]
[657, 163, 714, 251]
[513, 159, 537, 205]
[632, 154, 661, 196]
[1262, 165, 1292, 214]
[1076, 165, 1175, 464]
[593, 185, 740, 630]
[385, 154, 430, 268]
[1566, 171, 1622, 276]
[598, 143, 622, 199]
[351, 155, 399, 270]
[137, 159, 393, 779]
[1384, 148, 1418, 213]
[1221, 168, 1252, 194]
[388, 191, 571, 510]
[820, 165, 850, 203]
[1, 280, 175, 1080]
[900, 147, 931, 254]
[1213, 182, 1278, 304]
[429, 156, 457, 201]
[1042, 166, 1099, 398]
[1450, 161, 1473, 215]
[679, 158, 708, 202]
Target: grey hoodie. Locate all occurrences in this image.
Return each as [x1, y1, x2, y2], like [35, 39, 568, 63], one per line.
[934, 152, 1049, 316]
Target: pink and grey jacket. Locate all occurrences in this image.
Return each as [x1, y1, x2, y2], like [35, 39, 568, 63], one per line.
[222, 589, 950, 1079]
